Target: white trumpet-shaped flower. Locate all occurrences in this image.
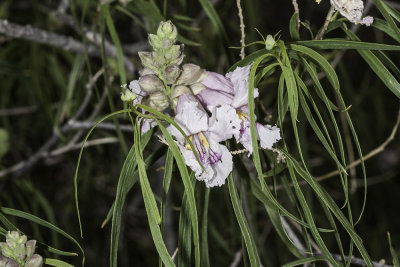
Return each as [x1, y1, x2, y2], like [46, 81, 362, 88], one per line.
[167, 94, 240, 187]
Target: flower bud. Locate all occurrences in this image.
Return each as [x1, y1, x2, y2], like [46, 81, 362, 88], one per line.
[14, 244, 26, 261]
[172, 85, 191, 98]
[176, 64, 204, 85]
[164, 45, 181, 60]
[5, 260, 19, 267]
[265, 35, 275, 50]
[25, 240, 36, 258]
[148, 34, 161, 49]
[159, 39, 173, 50]
[24, 254, 43, 267]
[0, 243, 13, 259]
[157, 21, 178, 42]
[190, 83, 206, 95]
[151, 51, 166, 68]
[138, 51, 156, 69]
[139, 67, 157, 76]
[149, 92, 169, 111]
[0, 256, 8, 267]
[163, 65, 181, 84]
[121, 90, 137, 102]
[139, 75, 165, 93]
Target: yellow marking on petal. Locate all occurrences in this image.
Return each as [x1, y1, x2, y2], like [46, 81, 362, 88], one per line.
[316, 0, 321, 3]
[236, 110, 248, 120]
[198, 132, 210, 149]
[185, 136, 193, 150]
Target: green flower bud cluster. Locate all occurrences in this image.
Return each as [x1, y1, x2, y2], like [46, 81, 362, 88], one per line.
[126, 21, 209, 111]
[0, 232, 43, 267]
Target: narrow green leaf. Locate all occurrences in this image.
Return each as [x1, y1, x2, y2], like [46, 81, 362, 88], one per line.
[294, 39, 400, 51]
[73, 109, 131, 238]
[198, 0, 228, 41]
[282, 256, 328, 267]
[372, 0, 400, 41]
[345, 30, 400, 98]
[0, 208, 84, 261]
[44, 258, 75, 267]
[228, 174, 260, 267]
[289, 13, 300, 40]
[178, 177, 196, 267]
[134, 121, 175, 267]
[110, 128, 154, 267]
[157, 122, 200, 267]
[102, 5, 127, 84]
[200, 188, 210, 267]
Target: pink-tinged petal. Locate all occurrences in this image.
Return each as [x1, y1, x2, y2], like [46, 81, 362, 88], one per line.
[202, 140, 233, 187]
[234, 118, 281, 154]
[256, 123, 281, 149]
[175, 132, 232, 187]
[202, 72, 234, 94]
[140, 118, 157, 134]
[208, 105, 241, 142]
[196, 89, 233, 110]
[226, 64, 259, 109]
[234, 118, 253, 154]
[361, 16, 373, 26]
[129, 80, 147, 105]
[175, 94, 209, 135]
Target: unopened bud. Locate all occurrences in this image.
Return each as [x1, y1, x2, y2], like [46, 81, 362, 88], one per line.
[172, 85, 191, 98]
[265, 35, 275, 50]
[139, 68, 156, 76]
[24, 254, 43, 267]
[157, 21, 178, 42]
[139, 75, 165, 93]
[190, 83, 206, 95]
[163, 65, 181, 84]
[121, 90, 137, 102]
[177, 64, 204, 85]
[138, 51, 155, 69]
[165, 45, 181, 60]
[25, 240, 36, 258]
[14, 244, 26, 261]
[151, 51, 166, 68]
[0, 243, 13, 259]
[5, 260, 19, 267]
[149, 92, 169, 111]
[0, 256, 8, 267]
[148, 34, 161, 49]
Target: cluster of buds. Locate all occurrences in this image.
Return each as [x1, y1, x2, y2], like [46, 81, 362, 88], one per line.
[0, 232, 43, 267]
[121, 21, 207, 112]
[123, 21, 281, 187]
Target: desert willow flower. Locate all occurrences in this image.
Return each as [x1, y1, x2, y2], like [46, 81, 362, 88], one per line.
[317, 0, 373, 26]
[196, 64, 281, 155]
[120, 21, 282, 187]
[0, 231, 43, 267]
[167, 94, 241, 187]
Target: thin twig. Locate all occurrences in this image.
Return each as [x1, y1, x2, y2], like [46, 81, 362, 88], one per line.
[0, 19, 135, 74]
[315, 6, 335, 40]
[67, 121, 134, 132]
[0, 106, 38, 116]
[45, 137, 119, 157]
[0, 19, 99, 56]
[236, 0, 246, 59]
[230, 250, 243, 267]
[291, 0, 301, 31]
[0, 69, 106, 180]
